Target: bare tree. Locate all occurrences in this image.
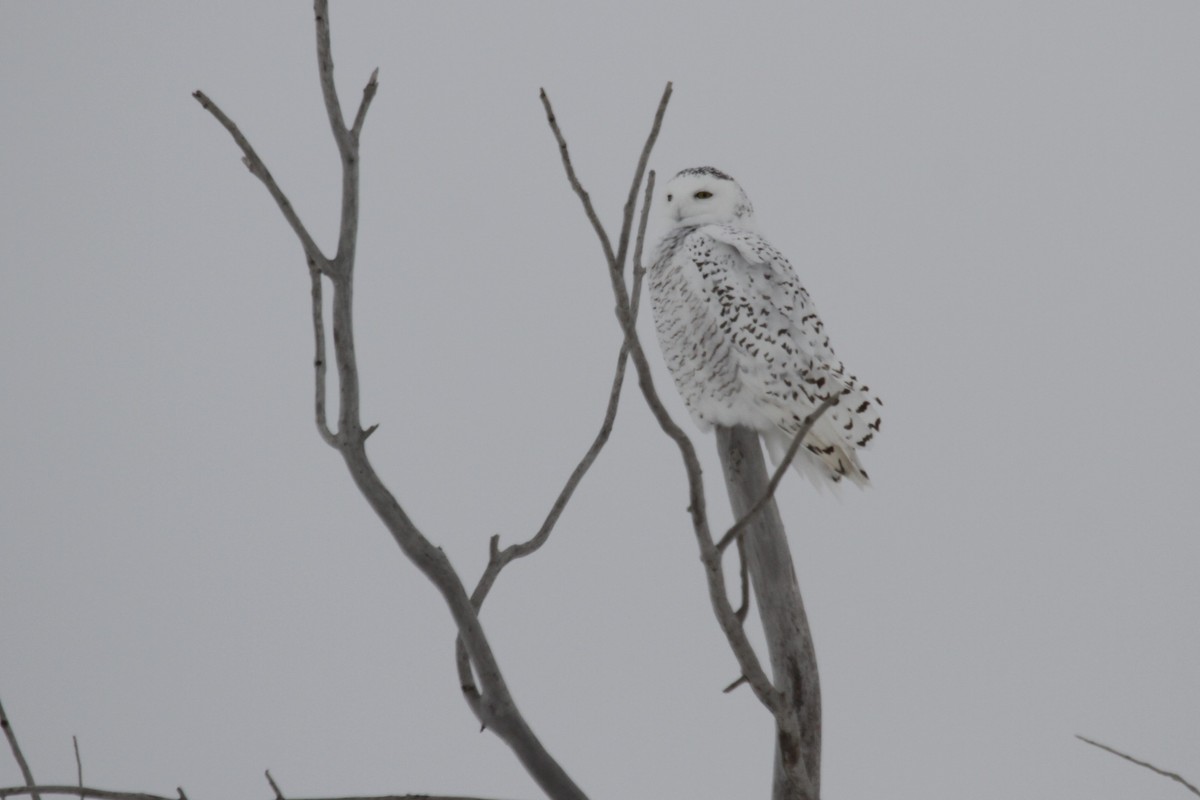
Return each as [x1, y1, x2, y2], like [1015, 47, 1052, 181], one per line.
[3, 6, 1196, 800]
[2, 2, 832, 799]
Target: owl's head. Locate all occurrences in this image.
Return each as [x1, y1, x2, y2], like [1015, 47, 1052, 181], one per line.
[662, 167, 755, 227]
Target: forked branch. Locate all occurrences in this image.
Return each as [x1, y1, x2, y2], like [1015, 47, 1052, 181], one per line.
[196, 2, 584, 799]
[539, 88, 783, 718]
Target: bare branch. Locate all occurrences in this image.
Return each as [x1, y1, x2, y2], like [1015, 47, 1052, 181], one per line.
[457, 298, 642, 703]
[466, 172, 658, 616]
[313, 0, 350, 153]
[1076, 735, 1200, 797]
[539, 89, 619, 270]
[0, 698, 40, 800]
[716, 394, 838, 553]
[722, 675, 748, 694]
[614, 85, 672, 274]
[0, 788, 171, 800]
[629, 171, 655, 319]
[309, 265, 338, 446]
[351, 68, 381, 140]
[540, 85, 681, 272]
[190, 90, 327, 269]
[312, 0, 374, 269]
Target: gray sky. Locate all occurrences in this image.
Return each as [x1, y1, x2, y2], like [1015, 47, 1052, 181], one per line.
[2, 2, 1198, 798]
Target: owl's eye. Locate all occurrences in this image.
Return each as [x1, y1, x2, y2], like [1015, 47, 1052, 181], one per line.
[694, 190, 713, 199]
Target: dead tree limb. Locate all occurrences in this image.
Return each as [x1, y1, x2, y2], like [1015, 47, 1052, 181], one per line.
[195, 2, 584, 798]
[0, 787, 176, 800]
[717, 426, 822, 799]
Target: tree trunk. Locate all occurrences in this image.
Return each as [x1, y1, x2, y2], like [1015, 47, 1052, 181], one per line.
[716, 425, 821, 800]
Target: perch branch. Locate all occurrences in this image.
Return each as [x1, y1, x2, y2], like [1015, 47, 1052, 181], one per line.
[0, 698, 40, 800]
[1076, 735, 1200, 797]
[717, 394, 838, 553]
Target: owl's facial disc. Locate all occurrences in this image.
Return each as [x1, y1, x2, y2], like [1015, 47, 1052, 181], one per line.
[663, 167, 754, 227]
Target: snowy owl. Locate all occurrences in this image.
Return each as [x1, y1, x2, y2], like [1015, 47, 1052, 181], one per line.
[647, 167, 881, 487]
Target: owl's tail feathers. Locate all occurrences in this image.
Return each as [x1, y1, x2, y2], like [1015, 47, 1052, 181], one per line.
[763, 423, 870, 491]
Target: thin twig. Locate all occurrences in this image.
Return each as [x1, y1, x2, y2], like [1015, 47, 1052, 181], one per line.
[72, 738, 81, 800]
[629, 171, 655, 319]
[190, 90, 327, 269]
[1076, 735, 1200, 797]
[350, 69, 380, 140]
[265, 771, 285, 800]
[0, 698, 40, 800]
[313, 0, 376, 269]
[722, 675, 748, 694]
[455, 341, 631, 703]
[717, 394, 839, 553]
[614, 87, 672, 275]
[309, 264, 337, 446]
[313, 0, 350, 153]
[456, 174, 662, 711]
[467, 170, 659, 613]
[539, 90, 617, 269]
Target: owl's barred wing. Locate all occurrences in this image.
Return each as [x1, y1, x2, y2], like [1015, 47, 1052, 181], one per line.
[696, 224, 838, 386]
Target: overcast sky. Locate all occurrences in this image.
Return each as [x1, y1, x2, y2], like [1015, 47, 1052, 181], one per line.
[2, 2, 1198, 799]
